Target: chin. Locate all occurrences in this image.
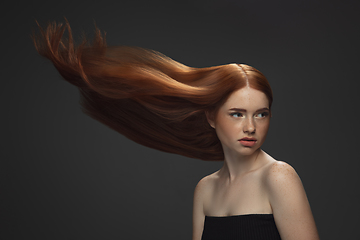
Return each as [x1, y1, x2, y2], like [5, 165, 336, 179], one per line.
[222, 143, 262, 157]
[237, 146, 261, 156]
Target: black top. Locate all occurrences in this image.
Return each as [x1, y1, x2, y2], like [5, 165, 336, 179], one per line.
[201, 214, 282, 240]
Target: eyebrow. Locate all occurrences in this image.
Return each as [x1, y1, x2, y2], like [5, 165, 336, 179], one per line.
[229, 108, 270, 112]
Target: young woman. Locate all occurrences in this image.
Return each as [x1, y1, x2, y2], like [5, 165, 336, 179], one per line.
[33, 20, 320, 240]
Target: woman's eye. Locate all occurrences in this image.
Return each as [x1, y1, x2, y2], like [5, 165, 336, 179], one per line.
[255, 112, 269, 118]
[230, 112, 243, 118]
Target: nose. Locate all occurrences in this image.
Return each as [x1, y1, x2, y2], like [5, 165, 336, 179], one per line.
[243, 117, 256, 134]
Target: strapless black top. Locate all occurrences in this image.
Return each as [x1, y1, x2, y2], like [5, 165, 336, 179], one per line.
[201, 214, 281, 240]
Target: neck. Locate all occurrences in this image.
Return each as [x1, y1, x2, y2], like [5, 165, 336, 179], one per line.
[220, 148, 266, 181]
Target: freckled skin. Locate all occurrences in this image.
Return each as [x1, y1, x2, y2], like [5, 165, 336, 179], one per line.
[193, 87, 320, 240]
[208, 87, 270, 159]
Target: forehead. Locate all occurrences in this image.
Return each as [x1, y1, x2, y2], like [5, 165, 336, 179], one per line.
[221, 87, 269, 110]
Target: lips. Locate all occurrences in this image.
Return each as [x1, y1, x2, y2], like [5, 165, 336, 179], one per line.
[239, 137, 257, 147]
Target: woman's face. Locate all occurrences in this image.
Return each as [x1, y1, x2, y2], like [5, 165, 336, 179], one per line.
[208, 87, 271, 157]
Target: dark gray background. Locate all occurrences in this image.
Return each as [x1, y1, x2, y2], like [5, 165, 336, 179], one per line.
[2, 0, 359, 239]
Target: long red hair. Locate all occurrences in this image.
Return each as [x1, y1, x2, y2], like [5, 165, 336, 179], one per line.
[33, 20, 273, 161]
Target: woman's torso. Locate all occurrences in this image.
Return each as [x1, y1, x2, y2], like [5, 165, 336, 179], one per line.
[199, 155, 282, 239]
[202, 158, 275, 217]
[201, 214, 281, 240]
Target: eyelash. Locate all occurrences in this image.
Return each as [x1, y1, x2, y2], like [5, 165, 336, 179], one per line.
[230, 112, 243, 118]
[256, 112, 269, 118]
[230, 112, 269, 118]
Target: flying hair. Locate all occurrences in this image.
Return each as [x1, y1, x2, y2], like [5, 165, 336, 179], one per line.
[32, 20, 273, 161]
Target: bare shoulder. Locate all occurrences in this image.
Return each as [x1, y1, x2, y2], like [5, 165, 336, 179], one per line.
[193, 172, 219, 240]
[193, 171, 219, 216]
[194, 171, 219, 194]
[263, 160, 301, 186]
[261, 160, 306, 200]
[262, 161, 320, 239]
[267, 160, 296, 173]
[264, 161, 305, 200]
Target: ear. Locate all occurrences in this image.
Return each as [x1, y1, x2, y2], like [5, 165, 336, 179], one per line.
[205, 110, 216, 128]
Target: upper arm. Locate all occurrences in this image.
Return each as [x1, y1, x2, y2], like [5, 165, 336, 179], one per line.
[265, 161, 319, 240]
[192, 177, 207, 240]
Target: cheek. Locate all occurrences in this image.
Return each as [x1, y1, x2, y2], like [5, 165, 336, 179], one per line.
[215, 118, 241, 141]
[215, 127, 236, 145]
[257, 120, 270, 137]
[216, 124, 234, 140]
